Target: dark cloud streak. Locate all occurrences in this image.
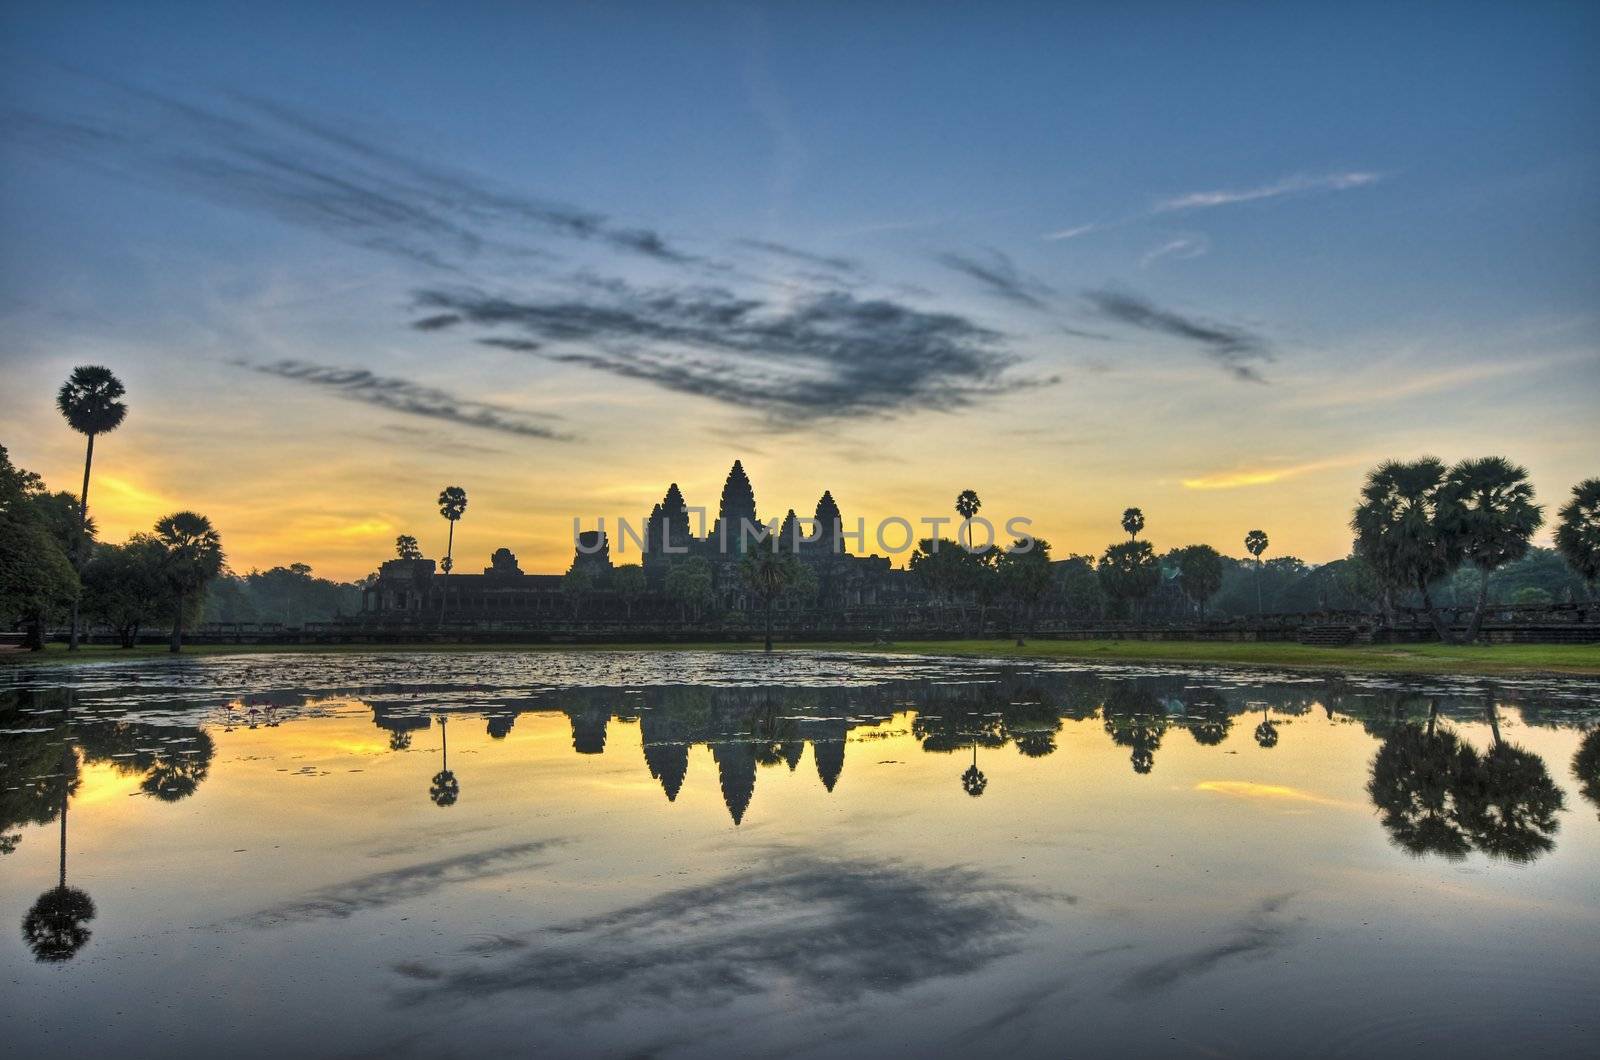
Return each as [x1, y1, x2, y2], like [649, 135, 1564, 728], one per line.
[247, 360, 570, 441]
[1083, 287, 1274, 382]
[937, 250, 1054, 310]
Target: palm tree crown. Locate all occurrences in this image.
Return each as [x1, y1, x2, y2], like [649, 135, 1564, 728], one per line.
[1245, 529, 1269, 559]
[155, 512, 224, 589]
[56, 366, 127, 437]
[1444, 457, 1542, 573]
[1121, 507, 1145, 540]
[1555, 479, 1600, 591]
[438, 486, 468, 521]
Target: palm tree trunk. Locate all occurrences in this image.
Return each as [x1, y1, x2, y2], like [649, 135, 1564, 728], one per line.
[68, 433, 95, 652]
[1255, 558, 1263, 614]
[1417, 580, 1455, 644]
[1466, 567, 1492, 643]
[170, 590, 185, 652]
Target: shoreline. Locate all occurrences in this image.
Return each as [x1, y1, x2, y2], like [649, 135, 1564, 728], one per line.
[4, 638, 1599, 677]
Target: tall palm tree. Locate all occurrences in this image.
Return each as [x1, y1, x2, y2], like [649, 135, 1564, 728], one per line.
[56, 366, 128, 651]
[437, 486, 468, 619]
[1442, 457, 1542, 640]
[1554, 479, 1600, 600]
[1244, 529, 1269, 613]
[1351, 458, 1460, 643]
[1121, 507, 1145, 540]
[955, 489, 981, 551]
[154, 511, 224, 653]
[741, 550, 800, 652]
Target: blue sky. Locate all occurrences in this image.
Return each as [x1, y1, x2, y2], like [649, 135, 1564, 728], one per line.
[2, 1, 1596, 577]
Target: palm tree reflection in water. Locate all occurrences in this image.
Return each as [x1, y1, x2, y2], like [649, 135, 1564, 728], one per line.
[22, 702, 95, 962]
[430, 715, 460, 808]
[961, 742, 987, 797]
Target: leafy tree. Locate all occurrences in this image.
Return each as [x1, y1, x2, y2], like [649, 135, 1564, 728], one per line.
[1442, 457, 1542, 640]
[664, 557, 715, 622]
[1352, 458, 1461, 642]
[741, 549, 803, 651]
[1554, 479, 1600, 599]
[154, 511, 224, 652]
[955, 489, 982, 550]
[1122, 507, 1145, 540]
[395, 534, 422, 560]
[997, 537, 1053, 645]
[0, 445, 79, 648]
[56, 365, 127, 650]
[1244, 529, 1269, 612]
[562, 565, 595, 618]
[1098, 540, 1159, 619]
[1173, 544, 1224, 617]
[1368, 712, 1477, 859]
[1462, 701, 1563, 863]
[1051, 554, 1103, 618]
[611, 564, 646, 619]
[82, 536, 169, 647]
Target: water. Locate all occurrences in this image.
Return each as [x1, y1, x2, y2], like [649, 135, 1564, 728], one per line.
[3, 650, 1598, 1058]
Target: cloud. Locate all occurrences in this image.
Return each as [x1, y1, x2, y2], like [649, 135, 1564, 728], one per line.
[1138, 235, 1209, 268]
[1180, 457, 1362, 490]
[1153, 171, 1381, 213]
[1116, 894, 1296, 995]
[936, 250, 1054, 310]
[240, 841, 566, 928]
[415, 280, 1052, 422]
[392, 849, 1048, 1011]
[1082, 288, 1274, 383]
[410, 313, 462, 331]
[737, 239, 862, 276]
[5, 85, 702, 270]
[1042, 224, 1100, 242]
[247, 360, 571, 440]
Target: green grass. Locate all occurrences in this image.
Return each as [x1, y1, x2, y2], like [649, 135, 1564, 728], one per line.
[4, 637, 1598, 676]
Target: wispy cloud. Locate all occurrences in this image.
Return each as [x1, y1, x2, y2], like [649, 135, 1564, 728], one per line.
[1153, 171, 1381, 213]
[415, 280, 1053, 422]
[737, 239, 861, 276]
[1139, 235, 1209, 268]
[936, 249, 1055, 309]
[1083, 288, 1274, 383]
[247, 360, 571, 440]
[1180, 457, 1360, 490]
[1042, 223, 1100, 242]
[5, 85, 704, 270]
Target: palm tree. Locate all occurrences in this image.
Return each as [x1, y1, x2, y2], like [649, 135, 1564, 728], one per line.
[56, 366, 127, 651]
[1442, 457, 1542, 640]
[429, 715, 459, 807]
[1554, 479, 1600, 600]
[1121, 507, 1145, 540]
[154, 512, 224, 653]
[1351, 458, 1461, 643]
[1244, 529, 1269, 613]
[741, 550, 801, 652]
[955, 489, 981, 551]
[394, 534, 422, 560]
[437, 486, 468, 619]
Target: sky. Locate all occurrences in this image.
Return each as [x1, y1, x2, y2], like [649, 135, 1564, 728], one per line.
[1, 0, 1597, 581]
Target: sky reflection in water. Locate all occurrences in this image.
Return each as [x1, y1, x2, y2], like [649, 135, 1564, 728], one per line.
[2, 650, 1599, 1058]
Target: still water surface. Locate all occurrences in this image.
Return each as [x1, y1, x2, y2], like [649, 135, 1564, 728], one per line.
[3, 650, 1599, 1058]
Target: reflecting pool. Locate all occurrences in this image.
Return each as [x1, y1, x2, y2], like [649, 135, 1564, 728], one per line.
[3, 650, 1598, 1057]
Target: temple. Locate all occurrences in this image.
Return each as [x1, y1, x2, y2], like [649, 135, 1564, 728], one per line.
[361, 460, 912, 622]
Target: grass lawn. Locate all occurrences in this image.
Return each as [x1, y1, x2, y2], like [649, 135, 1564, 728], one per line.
[4, 637, 1599, 676]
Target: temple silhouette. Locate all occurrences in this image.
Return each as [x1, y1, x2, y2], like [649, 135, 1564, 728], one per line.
[362, 460, 911, 620]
